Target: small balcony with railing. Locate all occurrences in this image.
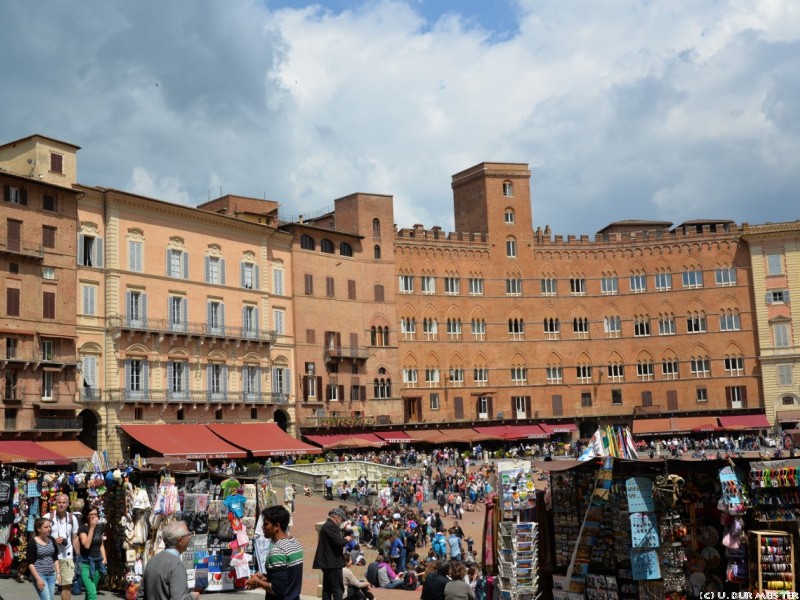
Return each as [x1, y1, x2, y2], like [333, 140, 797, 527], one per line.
[106, 389, 289, 406]
[324, 346, 370, 362]
[301, 414, 376, 429]
[0, 233, 45, 261]
[79, 388, 103, 403]
[2, 416, 82, 433]
[1, 346, 78, 370]
[107, 314, 277, 344]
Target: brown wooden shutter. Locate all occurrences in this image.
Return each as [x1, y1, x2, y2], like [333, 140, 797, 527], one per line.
[302, 376, 309, 401]
[641, 391, 652, 407]
[6, 288, 20, 316]
[317, 376, 323, 398]
[374, 284, 384, 302]
[742, 386, 748, 408]
[348, 280, 356, 300]
[359, 385, 366, 401]
[725, 387, 732, 408]
[42, 226, 56, 249]
[338, 385, 345, 401]
[51, 153, 63, 174]
[551, 394, 563, 417]
[350, 333, 358, 353]
[326, 276, 334, 297]
[667, 390, 678, 411]
[454, 396, 464, 420]
[487, 397, 494, 419]
[20, 189, 27, 205]
[306, 329, 315, 344]
[7, 220, 21, 252]
[43, 291, 56, 319]
[304, 274, 313, 295]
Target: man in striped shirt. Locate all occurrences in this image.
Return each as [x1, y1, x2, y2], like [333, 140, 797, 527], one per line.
[246, 505, 304, 600]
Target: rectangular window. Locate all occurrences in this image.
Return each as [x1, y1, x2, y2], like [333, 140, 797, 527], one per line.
[506, 278, 522, 295]
[168, 296, 186, 332]
[207, 300, 225, 334]
[448, 368, 464, 385]
[6, 288, 20, 316]
[581, 392, 592, 408]
[777, 365, 793, 386]
[348, 279, 356, 300]
[42, 267, 55, 280]
[654, 272, 672, 291]
[515, 397, 529, 420]
[611, 389, 623, 405]
[767, 290, 790, 304]
[540, 278, 557, 296]
[687, 314, 707, 333]
[570, 278, 586, 295]
[473, 368, 488, 386]
[273, 309, 285, 335]
[629, 274, 647, 293]
[41, 340, 54, 361]
[425, 368, 440, 387]
[774, 323, 791, 348]
[43, 291, 56, 319]
[468, 278, 484, 295]
[3, 185, 28, 205]
[720, 312, 741, 331]
[690, 358, 711, 378]
[607, 364, 624, 382]
[696, 387, 708, 403]
[604, 316, 621, 337]
[79, 235, 103, 267]
[601, 276, 618, 295]
[42, 195, 56, 212]
[402, 368, 418, 386]
[128, 241, 143, 273]
[304, 273, 313, 295]
[659, 316, 676, 335]
[715, 267, 737, 286]
[447, 319, 462, 339]
[662, 360, 679, 379]
[682, 270, 704, 288]
[546, 366, 563, 384]
[767, 254, 784, 275]
[444, 277, 460, 295]
[471, 319, 485, 340]
[326, 276, 335, 298]
[477, 396, 489, 419]
[42, 371, 53, 400]
[169, 361, 187, 398]
[576, 365, 592, 382]
[506, 239, 517, 257]
[82, 285, 96, 316]
[724, 357, 744, 375]
[634, 317, 650, 337]
[50, 152, 63, 174]
[241, 262, 258, 290]
[243, 305, 258, 337]
[42, 226, 56, 249]
[272, 268, 283, 295]
[637, 362, 654, 381]
[205, 256, 225, 285]
[430, 393, 439, 410]
[167, 249, 186, 278]
[423, 318, 437, 339]
[510, 367, 527, 384]
[421, 276, 435, 294]
[399, 275, 414, 293]
[401, 318, 416, 340]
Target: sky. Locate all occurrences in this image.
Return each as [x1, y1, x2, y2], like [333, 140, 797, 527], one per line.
[1, 0, 798, 236]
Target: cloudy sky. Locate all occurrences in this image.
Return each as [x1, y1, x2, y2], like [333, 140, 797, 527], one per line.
[2, 0, 798, 235]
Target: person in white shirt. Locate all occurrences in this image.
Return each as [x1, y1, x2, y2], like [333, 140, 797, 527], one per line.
[49, 493, 79, 600]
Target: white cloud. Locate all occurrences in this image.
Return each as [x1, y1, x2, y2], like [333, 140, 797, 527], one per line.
[1, 0, 798, 234]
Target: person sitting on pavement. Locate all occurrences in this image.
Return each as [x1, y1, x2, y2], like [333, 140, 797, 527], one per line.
[377, 557, 405, 589]
[421, 560, 451, 600]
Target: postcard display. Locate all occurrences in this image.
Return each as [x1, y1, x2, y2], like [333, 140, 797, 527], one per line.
[496, 466, 539, 600]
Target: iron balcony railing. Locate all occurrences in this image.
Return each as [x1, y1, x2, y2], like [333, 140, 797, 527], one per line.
[106, 389, 289, 405]
[79, 388, 103, 403]
[301, 415, 376, 429]
[324, 346, 370, 360]
[107, 314, 277, 343]
[35, 417, 82, 431]
[0, 235, 45, 261]
[2, 348, 78, 365]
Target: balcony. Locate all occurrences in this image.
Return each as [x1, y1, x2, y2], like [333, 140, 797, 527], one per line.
[1, 348, 78, 369]
[79, 388, 103, 403]
[107, 314, 276, 344]
[106, 389, 288, 405]
[35, 417, 82, 431]
[301, 415, 376, 429]
[324, 346, 370, 361]
[0, 234, 45, 261]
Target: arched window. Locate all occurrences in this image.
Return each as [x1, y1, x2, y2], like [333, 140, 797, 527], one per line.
[504, 209, 515, 224]
[373, 218, 381, 238]
[374, 245, 381, 260]
[300, 235, 315, 250]
[371, 326, 377, 346]
[503, 181, 513, 197]
[320, 239, 334, 253]
[340, 242, 353, 257]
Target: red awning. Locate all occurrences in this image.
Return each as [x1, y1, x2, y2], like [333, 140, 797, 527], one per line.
[474, 425, 512, 438]
[376, 430, 415, 444]
[0, 441, 71, 465]
[440, 428, 504, 443]
[121, 424, 247, 459]
[304, 434, 349, 448]
[540, 422, 578, 435]
[503, 424, 549, 440]
[38, 440, 94, 461]
[207, 423, 321, 456]
[718, 414, 770, 430]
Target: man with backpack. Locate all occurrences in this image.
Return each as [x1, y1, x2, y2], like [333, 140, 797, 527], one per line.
[49, 494, 79, 600]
